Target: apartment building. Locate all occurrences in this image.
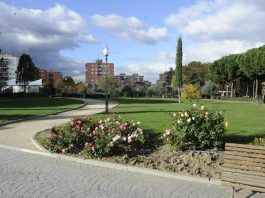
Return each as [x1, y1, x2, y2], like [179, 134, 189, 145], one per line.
[40, 69, 63, 88]
[0, 53, 18, 81]
[85, 59, 114, 87]
[114, 73, 149, 87]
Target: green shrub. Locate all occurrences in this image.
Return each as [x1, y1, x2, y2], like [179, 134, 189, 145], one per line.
[251, 137, 265, 146]
[181, 84, 201, 100]
[45, 115, 145, 158]
[162, 104, 227, 150]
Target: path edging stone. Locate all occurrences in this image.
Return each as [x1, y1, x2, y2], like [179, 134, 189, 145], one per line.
[31, 134, 222, 186]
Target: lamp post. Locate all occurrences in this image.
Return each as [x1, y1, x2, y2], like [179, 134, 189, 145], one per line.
[103, 46, 110, 114]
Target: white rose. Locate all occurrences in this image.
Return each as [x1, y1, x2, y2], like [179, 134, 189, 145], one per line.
[112, 135, 120, 142]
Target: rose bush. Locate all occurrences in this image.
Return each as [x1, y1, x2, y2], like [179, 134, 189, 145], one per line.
[45, 115, 145, 158]
[162, 104, 227, 150]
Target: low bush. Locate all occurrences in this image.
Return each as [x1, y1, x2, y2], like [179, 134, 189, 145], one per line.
[44, 115, 145, 158]
[251, 137, 265, 146]
[162, 104, 227, 150]
[181, 84, 201, 100]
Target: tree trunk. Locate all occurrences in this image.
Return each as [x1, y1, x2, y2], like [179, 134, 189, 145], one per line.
[246, 83, 249, 97]
[178, 87, 181, 103]
[255, 77, 258, 99]
[253, 80, 255, 98]
[231, 82, 233, 97]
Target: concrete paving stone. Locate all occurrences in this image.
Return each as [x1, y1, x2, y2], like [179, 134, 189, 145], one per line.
[0, 147, 231, 198]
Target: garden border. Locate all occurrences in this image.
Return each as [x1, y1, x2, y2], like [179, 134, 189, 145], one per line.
[30, 131, 222, 186]
[0, 97, 86, 127]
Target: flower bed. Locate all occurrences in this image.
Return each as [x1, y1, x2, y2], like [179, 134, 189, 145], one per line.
[44, 115, 145, 158]
[38, 107, 227, 179]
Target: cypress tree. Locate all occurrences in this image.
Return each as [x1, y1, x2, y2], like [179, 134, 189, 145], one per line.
[176, 37, 183, 103]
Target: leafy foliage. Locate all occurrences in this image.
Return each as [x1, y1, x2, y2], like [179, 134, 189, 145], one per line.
[183, 61, 208, 87]
[181, 84, 201, 100]
[63, 76, 75, 87]
[202, 81, 218, 97]
[162, 104, 227, 150]
[96, 76, 116, 94]
[16, 54, 40, 88]
[251, 137, 265, 146]
[45, 115, 145, 158]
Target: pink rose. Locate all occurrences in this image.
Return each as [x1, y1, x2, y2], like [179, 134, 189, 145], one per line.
[119, 124, 126, 130]
[61, 148, 68, 154]
[85, 142, 92, 147]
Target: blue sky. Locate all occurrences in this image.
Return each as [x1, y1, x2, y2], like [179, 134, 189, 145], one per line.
[0, 0, 264, 82]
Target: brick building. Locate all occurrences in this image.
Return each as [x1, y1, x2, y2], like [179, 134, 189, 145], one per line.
[85, 59, 114, 87]
[159, 72, 168, 82]
[40, 69, 63, 88]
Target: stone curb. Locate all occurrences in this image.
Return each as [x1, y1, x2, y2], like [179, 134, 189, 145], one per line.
[0, 98, 86, 127]
[30, 135, 221, 186]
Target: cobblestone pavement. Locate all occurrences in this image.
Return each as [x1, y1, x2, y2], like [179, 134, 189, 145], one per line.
[0, 147, 231, 198]
[0, 98, 117, 150]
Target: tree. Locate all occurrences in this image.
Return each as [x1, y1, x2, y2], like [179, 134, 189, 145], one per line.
[75, 82, 86, 94]
[63, 76, 75, 87]
[96, 76, 116, 95]
[181, 84, 201, 100]
[202, 81, 218, 98]
[176, 37, 183, 103]
[165, 67, 174, 85]
[237, 45, 265, 98]
[121, 84, 134, 97]
[16, 54, 40, 95]
[182, 61, 208, 87]
[54, 79, 65, 93]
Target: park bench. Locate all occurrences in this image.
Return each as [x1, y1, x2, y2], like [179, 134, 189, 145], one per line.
[221, 143, 265, 197]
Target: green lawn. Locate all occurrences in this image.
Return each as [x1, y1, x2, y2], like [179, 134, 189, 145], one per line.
[93, 97, 265, 144]
[0, 97, 83, 123]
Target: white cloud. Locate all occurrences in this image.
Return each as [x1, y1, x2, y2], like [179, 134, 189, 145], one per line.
[0, 2, 98, 80]
[184, 40, 263, 63]
[91, 14, 168, 44]
[165, 0, 265, 62]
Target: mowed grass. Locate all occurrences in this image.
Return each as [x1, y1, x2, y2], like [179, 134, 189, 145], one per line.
[92, 97, 265, 143]
[0, 97, 83, 123]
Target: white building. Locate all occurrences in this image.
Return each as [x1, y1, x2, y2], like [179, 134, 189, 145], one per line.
[6, 79, 43, 93]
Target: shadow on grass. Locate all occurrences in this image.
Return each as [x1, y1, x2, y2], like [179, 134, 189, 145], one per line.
[0, 114, 37, 123]
[224, 132, 265, 144]
[113, 110, 178, 115]
[114, 98, 178, 104]
[0, 97, 82, 109]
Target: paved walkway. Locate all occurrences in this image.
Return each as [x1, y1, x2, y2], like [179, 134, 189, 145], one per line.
[0, 147, 231, 198]
[0, 98, 117, 150]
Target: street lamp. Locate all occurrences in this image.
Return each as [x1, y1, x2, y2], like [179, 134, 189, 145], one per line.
[103, 46, 110, 114]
